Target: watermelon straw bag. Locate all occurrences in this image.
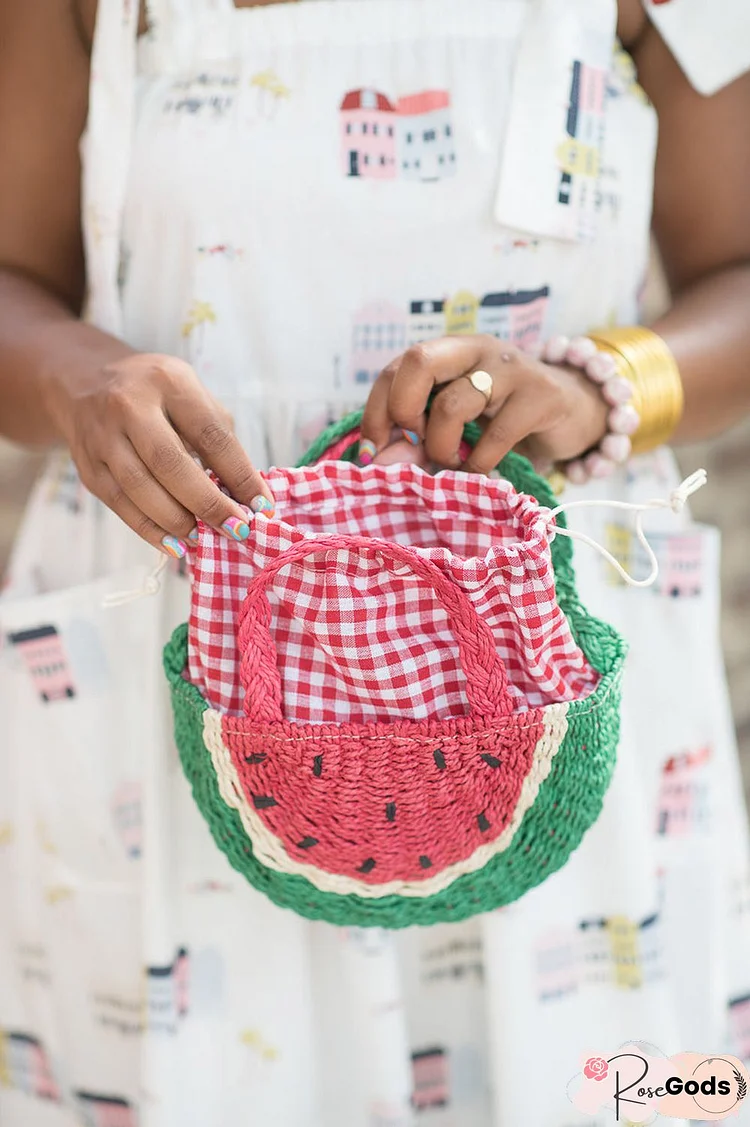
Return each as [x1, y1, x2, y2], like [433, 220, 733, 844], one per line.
[164, 411, 628, 927]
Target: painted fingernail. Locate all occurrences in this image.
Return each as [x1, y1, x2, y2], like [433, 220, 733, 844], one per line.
[187, 526, 200, 543]
[221, 516, 250, 541]
[162, 536, 187, 559]
[356, 435, 376, 462]
[250, 495, 275, 519]
[401, 429, 420, 446]
[358, 439, 377, 466]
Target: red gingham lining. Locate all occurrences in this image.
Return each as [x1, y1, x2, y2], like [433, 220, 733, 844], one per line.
[186, 462, 599, 723]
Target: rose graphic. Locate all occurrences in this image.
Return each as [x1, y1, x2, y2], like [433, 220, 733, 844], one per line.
[584, 1057, 610, 1082]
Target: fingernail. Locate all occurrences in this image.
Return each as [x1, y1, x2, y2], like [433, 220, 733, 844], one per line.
[401, 429, 420, 446]
[358, 439, 377, 466]
[250, 495, 275, 519]
[221, 516, 250, 541]
[162, 536, 187, 559]
[187, 526, 199, 543]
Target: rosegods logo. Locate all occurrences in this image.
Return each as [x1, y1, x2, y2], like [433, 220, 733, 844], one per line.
[570, 1045, 748, 1122]
[584, 1057, 610, 1083]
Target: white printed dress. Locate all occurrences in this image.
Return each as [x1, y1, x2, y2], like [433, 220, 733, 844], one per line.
[1, 1, 750, 1125]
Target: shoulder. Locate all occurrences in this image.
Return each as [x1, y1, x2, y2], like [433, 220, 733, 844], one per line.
[72, 0, 149, 53]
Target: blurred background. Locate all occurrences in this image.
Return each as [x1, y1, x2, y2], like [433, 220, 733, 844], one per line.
[2, 257, 749, 810]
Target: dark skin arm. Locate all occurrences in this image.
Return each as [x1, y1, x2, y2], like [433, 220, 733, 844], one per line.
[637, 18, 750, 441]
[362, 2, 750, 466]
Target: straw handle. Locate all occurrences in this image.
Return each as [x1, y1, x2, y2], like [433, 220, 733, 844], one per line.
[237, 534, 513, 723]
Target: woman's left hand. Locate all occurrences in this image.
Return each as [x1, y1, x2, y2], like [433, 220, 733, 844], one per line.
[360, 335, 609, 474]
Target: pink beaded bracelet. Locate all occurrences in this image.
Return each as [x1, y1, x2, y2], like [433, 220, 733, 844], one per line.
[539, 334, 640, 485]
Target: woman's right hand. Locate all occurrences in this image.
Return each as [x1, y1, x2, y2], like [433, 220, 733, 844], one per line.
[47, 352, 274, 558]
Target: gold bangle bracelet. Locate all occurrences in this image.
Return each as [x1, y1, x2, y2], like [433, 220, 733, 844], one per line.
[587, 327, 684, 454]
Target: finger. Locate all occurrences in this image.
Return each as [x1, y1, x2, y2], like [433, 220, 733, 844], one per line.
[167, 397, 273, 515]
[461, 395, 545, 476]
[83, 461, 189, 557]
[127, 412, 257, 539]
[385, 337, 492, 435]
[373, 438, 431, 469]
[105, 440, 199, 542]
[360, 337, 491, 461]
[359, 364, 398, 462]
[423, 375, 510, 468]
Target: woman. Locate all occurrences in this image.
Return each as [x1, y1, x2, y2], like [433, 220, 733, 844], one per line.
[0, 0, 749, 1124]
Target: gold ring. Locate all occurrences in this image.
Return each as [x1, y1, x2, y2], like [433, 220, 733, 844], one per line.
[464, 369, 493, 406]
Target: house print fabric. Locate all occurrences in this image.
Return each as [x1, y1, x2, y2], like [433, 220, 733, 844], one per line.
[1, 0, 750, 1124]
[347, 286, 551, 387]
[339, 88, 456, 181]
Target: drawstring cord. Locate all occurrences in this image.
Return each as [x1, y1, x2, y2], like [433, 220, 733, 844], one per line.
[545, 469, 707, 588]
[101, 469, 707, 606]
[101, 553, 168, 608]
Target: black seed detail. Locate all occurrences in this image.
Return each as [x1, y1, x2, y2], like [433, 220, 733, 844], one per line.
[419, 855, 433, 869]
[252, 794, 278, 810]
[385, 802, 397, 822]
[358, 858, 376, 874]
[312, 755, 323, 777]
[481, 753, 501, 769]
[245, 752, 267, 765]
[477, 812, 491, 832]
[296, 836, 318, 850]
[433, 748, 446, 770]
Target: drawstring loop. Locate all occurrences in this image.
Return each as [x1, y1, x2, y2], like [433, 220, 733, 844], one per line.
[544, 469, 707, 588]
[101, 554, 169, 608]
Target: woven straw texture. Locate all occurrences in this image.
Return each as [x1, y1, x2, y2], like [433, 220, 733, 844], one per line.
[164, 413, 627, 927]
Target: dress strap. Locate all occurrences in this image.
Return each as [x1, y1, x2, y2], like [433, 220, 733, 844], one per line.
[82, 0, 231, 340]
[80, 0, 140, 337]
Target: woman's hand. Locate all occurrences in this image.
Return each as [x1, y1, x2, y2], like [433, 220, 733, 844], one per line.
[46, 353, 273, 557]
[360, 335, 609, 474]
